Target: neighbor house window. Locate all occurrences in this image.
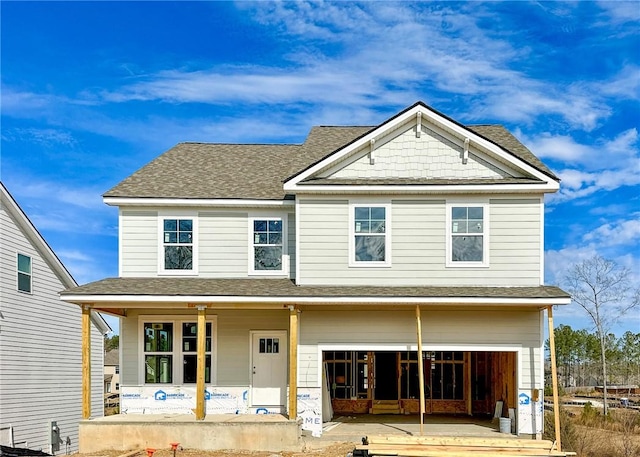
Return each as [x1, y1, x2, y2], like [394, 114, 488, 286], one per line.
[250, 216, 286, 274]
[141, 317, 217, 385]
[351, 204, 390, 266]
[17, 253, 32, 293]
[447, 204, 488, 266]
[163, 219, 193, 270]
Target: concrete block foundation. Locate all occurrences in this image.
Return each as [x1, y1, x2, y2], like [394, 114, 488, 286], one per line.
[79, 414, 302, 453]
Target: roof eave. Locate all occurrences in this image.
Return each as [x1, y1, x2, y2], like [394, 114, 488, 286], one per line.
[103, 197, 295, 207]
[61, 294, 571, 306]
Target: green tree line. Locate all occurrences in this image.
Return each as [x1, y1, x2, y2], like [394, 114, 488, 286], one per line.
[546, 325, 640, 388]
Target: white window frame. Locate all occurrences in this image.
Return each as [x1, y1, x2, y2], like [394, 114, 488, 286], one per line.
[158, 212, 198, 275]
[349, 201, 392, 268]
[248, 213, 289, 276]
[138, 315, 218, 385]
[446, 200, 489, 268]
[17, 253, 32, 293]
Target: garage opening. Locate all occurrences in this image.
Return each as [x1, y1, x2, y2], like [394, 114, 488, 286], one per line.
[323, 350, 516, 416]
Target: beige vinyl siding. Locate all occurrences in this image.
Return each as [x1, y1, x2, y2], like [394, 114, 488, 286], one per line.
[0, 203, 103, 455]
[120, 210, 158, 277]
[199, 212, 248, 277]
[120, 314, 138, 385]
[215, 310, 288, 385]
[287, 212, 296, 280]
[298, 309, 542, 390]
[121, 309, 287, 386]
[298, 197, 541, 286]
[120, 208, 294, 278]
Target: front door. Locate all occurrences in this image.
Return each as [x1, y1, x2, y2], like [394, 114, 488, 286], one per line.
[251, 331, 287, 407]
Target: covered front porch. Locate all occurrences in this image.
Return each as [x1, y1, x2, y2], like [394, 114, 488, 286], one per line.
[60, 278, 569, 453]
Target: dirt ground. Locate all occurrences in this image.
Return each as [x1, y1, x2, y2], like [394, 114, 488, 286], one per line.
[71, 441, 356, 457]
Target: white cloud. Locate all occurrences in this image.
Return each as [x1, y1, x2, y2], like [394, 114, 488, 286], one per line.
[2, 127, 77, 147]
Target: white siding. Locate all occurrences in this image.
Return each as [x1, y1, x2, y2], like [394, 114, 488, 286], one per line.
[119, 208, 294, 279]
[199, 212, 248, 277]
[298, 309, 542, 390]
[0, 202, 103, 455]
[120, 210, 158, 277]
[298, 197, 541, 286]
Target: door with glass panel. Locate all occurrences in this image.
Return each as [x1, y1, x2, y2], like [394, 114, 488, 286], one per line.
[251, 331, 287, 407]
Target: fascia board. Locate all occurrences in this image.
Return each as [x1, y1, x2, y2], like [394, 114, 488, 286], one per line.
[284, 104, 557, 191]
[60, 294, 572, 306]
[103, 197, 295, 207]
[291, 182, 559, 194]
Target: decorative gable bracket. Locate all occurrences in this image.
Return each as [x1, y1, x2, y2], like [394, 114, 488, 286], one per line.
[463, 138, 470, 165]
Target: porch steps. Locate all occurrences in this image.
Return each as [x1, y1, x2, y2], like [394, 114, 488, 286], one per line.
[370, 400, 401, 415]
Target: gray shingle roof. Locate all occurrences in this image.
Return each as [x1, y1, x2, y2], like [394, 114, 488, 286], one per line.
[61, 277, 570, 301]
[104, 116, 557, 200]
[104, 349, 119, 366]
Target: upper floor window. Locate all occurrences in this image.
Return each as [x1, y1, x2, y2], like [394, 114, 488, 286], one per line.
[447, 204, 488, 267]
[250, 216, 286, 274]
[159, 216, 197, 274]
[17, 253, 32, 293]
[350, 204, 391, 267]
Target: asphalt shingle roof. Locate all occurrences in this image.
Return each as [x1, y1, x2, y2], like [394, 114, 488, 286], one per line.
[104, 122, 557, 200]
[61, 277, 570, 301]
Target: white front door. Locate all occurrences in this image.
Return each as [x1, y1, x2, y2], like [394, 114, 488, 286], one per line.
[251, 331, 287, 407]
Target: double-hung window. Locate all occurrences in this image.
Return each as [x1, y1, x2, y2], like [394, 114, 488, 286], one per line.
[17, 253, 32, 293]
[350, 204, 391, 266]
[141, 317, 216, 385]
[249, 215, 287, 274]
[160, 215, 197, 274]
[447, 203, 488, 266]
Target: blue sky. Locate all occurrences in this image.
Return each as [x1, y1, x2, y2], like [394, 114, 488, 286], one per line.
[2, 1, 638, 336]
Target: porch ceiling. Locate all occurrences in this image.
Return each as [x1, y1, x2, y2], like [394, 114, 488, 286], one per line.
[60, 277, 570, 314]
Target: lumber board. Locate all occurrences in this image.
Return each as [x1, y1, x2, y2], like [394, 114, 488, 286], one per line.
[358, 446, 567, 455]
[366, 435, 554, 448]
[358, 449, 569, 457]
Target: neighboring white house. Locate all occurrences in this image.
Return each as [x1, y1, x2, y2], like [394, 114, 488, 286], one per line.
[61, 102, 570, 439]
[0, 182, 110, 455]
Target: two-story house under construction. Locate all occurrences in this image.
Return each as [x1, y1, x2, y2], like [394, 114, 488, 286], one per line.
[61, 102, 570, 446]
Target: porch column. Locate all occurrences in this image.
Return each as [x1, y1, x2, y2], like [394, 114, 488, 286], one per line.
[547, 306, 562, 451]
[82, 305, 92, 419]
[416, 305, 425, 435]
[196, 306, 207, 420]
[288, 306, 299, 419]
